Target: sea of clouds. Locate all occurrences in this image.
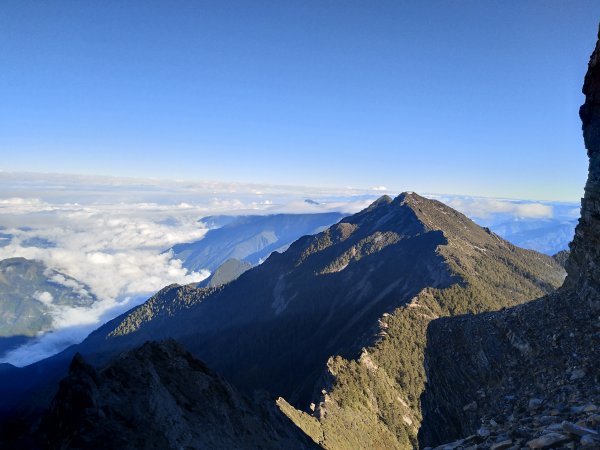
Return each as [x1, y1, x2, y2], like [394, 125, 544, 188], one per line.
[0, 172, 580, 366]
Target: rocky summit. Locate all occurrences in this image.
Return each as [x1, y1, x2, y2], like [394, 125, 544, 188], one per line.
[40, 340, 317, 450]
[418, 26, 600, 450]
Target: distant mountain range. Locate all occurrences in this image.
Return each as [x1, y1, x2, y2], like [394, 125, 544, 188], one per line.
[170, 213, 345, 272]
[0, 258, 97, 356]
[486, 218, 576, 255]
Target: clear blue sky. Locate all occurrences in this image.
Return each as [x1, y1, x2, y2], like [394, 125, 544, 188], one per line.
[1, 1, 599, 200]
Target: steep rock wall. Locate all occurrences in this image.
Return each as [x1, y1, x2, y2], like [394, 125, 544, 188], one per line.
[419, 25, 600, 449]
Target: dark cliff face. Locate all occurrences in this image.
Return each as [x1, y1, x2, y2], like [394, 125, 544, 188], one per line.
[419, 26, 600, 449]
[40, 340, 318, 450]
[419, 290, 600, 447]
[565, 28, 600, 311]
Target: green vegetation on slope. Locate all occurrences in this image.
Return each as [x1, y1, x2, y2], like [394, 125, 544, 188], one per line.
[279, 195, 565, 449]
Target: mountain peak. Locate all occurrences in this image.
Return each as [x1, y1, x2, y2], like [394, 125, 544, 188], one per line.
[394, 191, 421, 202]
[363, 194, 393, 212]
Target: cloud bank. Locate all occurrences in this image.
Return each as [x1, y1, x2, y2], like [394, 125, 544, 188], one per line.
[0, 172, 579, 365]
[441, 196, 555, 220]
[0, 173, 385, 366]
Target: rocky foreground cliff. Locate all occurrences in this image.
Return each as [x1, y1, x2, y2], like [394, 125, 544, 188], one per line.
[418, 26, 600, 450]
[40, 340, 317, 450]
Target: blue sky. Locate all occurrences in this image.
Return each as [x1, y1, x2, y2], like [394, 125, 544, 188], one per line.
[1, 1, 599, 201]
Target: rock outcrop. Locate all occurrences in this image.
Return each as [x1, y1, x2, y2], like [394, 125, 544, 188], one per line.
[419, 288, 600, 448]
[41, 340, 318, 450]
[552, 249, 570, 268]
[418, 25, 600, 450]
[565, 26, 600, 311]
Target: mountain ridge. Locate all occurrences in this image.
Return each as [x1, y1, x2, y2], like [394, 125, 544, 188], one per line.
[42, 191, 565, 449]
[0, 192, 566, 449]
[277, 194, 566, 448]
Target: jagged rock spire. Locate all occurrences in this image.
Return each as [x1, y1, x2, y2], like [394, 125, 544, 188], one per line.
[565, 24, 600, 309]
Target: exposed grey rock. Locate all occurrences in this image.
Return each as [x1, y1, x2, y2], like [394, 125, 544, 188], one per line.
[552, 249, 570, 268]
[529, 398, 544, 410]
[489, 440, 512, 450]
[464, 401, 478, 412]
[478, 426, 491, 437]
[562, 420, 598, 437]
[581, 433, 599, 447]
[526, 432, 569, 448]
[570, 368, 586, 380]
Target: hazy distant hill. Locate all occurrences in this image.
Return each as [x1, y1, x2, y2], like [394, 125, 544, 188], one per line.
[198, 258, 253, 288]
[488, 218, 576, 255]
[0, 258, 97, 355]
[170, 213, 345, 272]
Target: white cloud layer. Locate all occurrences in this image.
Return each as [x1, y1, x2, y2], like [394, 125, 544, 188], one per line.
[0, 173, 386, 366]
[0, 201, 216, 365]
[0, 172, 579, 366]
[433, 196, 557, 220]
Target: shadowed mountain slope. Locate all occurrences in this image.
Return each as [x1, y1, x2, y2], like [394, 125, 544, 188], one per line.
[78, 194, 458, 400]
[41, 340, 318, 450]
